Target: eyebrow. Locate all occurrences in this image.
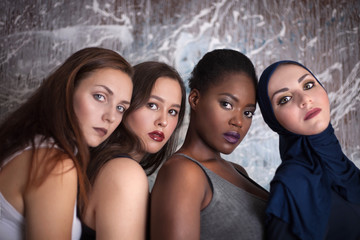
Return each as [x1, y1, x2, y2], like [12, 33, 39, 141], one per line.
[219, 93, 256, 108]
[97, 85, 113, 95]
[97, 85, 131, 105]
[270, 73, 310, 100]
[121, 100, 131, 105]
[150, 95, 181, 109]
[298, 73, 309, 83]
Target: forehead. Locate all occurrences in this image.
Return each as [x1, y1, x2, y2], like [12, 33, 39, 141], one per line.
[268, 64, 310, 90]
[151, 76, 182, 102]
[203, 72, 256, 104]
[210, 72, 255, 91]
[152, 76, 180, 92]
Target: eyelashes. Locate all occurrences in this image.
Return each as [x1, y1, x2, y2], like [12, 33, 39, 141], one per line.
[219, 100, 255, 118]
[147, 102, 179, 116]
[276, 80, 316, 105]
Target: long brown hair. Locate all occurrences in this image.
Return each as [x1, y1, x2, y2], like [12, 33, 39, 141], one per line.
[88, 61, 186, 183]
[0, 47, 133, 210]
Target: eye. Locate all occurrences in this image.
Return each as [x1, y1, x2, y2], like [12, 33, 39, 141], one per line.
[116, 105, 126, 113]
[220, 101, 233, 110]
[169, 109, 178, 116]
[94, 94, 105, 102]
[304, 81, 315, 90]
[244, 111, 255, 118]
[147, 102, 158, 110]
[278, 96, 291, 105]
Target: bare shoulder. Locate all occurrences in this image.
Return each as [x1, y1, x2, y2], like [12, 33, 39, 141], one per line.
[157, 154, 207, 183]
[230, 161, 249, 177]
[33, 147, 77, 176]
[153, 153, 209, 196]
[93, 157, 148, 192]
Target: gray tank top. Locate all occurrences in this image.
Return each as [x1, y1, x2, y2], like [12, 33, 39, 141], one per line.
[177, 153, 267, 240]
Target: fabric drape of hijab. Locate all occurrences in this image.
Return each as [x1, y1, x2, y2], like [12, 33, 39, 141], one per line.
[257, 60, 360, 240]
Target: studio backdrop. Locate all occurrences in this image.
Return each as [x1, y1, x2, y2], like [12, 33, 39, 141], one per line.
[1, 0, 359, 189]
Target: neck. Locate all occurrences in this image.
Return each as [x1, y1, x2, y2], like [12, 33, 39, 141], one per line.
[178, 122, 222, 161]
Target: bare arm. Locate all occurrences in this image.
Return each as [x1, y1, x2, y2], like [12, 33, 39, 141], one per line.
[25, 152, 78, 240]
[91, 157, 149, 240]
[150, 156, 210, 240]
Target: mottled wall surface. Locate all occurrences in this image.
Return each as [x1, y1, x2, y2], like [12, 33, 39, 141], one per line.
[1, 0, 359, 188]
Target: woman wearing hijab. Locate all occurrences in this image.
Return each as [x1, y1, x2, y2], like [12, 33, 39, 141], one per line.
[257, 60, 360, 240]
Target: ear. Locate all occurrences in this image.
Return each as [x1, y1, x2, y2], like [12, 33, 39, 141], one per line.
[188, 89, 200, 110]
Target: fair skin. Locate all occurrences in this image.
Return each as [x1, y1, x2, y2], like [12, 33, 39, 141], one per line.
[268, 64, 330, 135]
[74, 68, 133, 147]
[0, 68, 132, 239]
[127, 77, 182, 157]
[151, 73, 268, 239]
[83, 77, 182, 240]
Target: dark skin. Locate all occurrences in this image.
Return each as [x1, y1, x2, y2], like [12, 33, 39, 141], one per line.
[150, 73, 269, 240]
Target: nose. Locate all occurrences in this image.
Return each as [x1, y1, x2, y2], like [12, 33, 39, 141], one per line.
[155, 111, 168, 128]
[230, 111, 242, 128]
[103, 106, 116, 123]
[299, 93, 312, 108]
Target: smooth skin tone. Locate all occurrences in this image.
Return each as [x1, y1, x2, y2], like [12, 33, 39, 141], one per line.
[268, 64, 330, 135]
[83, 77, 182, 240]
[74, 68, 133, 147]
[0, 68, 132, 239]
[150, 73, 269, 240]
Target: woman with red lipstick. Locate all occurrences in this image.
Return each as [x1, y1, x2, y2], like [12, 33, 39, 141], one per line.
[0, 47, 134, 239]
[81, 61, 186, 239]
[150, 49, 269, 240]
[257, 60, 360, 240]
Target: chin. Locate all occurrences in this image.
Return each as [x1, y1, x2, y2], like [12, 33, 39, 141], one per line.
[221, 147, 236, 155]
[86, 137, 104, 148]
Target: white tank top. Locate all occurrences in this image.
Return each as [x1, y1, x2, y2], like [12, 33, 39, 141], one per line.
[0, 136, 82, 240]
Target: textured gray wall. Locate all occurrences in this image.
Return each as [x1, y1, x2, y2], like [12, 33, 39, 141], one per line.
[1, 0, 359, 188]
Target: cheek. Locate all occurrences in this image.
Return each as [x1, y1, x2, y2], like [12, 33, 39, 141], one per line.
[274, 107, 295, 129]
[126, 111, 147, 135]
[167, 117, 179, 135]
[73, 98, 90, 126]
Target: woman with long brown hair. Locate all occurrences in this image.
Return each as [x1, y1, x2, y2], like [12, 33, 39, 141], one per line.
[0, 47, 133, 239]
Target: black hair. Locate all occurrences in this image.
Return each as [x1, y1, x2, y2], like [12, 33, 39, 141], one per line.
[189, 49, 257, 93]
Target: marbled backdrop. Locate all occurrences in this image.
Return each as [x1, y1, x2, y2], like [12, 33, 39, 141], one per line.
[1, 0, 359, 189]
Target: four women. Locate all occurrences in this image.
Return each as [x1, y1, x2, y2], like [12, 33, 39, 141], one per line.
[1, 46, 357, 240]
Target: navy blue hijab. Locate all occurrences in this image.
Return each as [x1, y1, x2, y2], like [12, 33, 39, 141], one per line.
[257, 60, 360, 240]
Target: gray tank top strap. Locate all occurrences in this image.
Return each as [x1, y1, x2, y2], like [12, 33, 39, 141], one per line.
[175, 153, 214, 190]
[175, 153, 208, 170]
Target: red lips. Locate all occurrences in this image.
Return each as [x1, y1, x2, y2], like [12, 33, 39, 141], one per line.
[148, 131, 165, 142]
[304, 108, 321, 120]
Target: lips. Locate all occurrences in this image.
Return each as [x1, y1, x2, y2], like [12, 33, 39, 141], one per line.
[223, 131, 241, 144]
[304, 108, 321, 120]
[148, 131, 165, 142]
[94, 127, 108, 137]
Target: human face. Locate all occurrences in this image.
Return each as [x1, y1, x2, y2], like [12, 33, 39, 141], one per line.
[73, 68, 133, 147]
[126, 77, 182, 156]
[268, 64, 330, 135]
[193, 72, 256, 155]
